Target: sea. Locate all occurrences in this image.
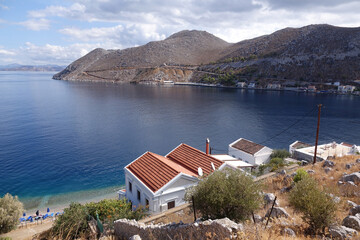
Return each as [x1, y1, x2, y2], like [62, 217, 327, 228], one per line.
[1, 71, 360, 211]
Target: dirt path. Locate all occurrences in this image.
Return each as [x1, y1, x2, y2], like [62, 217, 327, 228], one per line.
[0, 221, 53, 240]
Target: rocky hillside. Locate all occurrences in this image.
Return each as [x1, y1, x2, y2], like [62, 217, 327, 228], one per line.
[54, 24, 360, 84]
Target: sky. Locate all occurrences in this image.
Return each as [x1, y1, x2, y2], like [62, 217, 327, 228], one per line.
[1, 0, 360, 66]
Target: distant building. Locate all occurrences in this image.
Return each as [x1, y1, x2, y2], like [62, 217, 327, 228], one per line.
[248, 82, 256, 89]
[338, 85, 356, 93]
[290, 141, 358, 162]
[236, 82, 247, 88]
[121, 143, 235, 213]
[228, 138, 273, 166]
[307, 85, 316, 92]
[267, 83, 281, 89]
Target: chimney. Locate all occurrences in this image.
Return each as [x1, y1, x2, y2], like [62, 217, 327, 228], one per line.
[206, 138, 210, 155]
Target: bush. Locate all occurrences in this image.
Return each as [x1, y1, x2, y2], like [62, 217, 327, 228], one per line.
[293, 168, 308, 183]
[267, 157, 286, 171]
[270, 149, 291, 159]
[0, 193, 24, 234]
[51, 203, 89, 239]
[185, 169, 263, 222]
[289, 176, 336, 234]
[51, 199, 147, 239]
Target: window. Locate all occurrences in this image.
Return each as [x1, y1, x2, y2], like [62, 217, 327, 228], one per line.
[145, 198, 149, 209]
[129, 182, 132, 192]
[137, 190, 141, 201]
[167, 200, 175, 210]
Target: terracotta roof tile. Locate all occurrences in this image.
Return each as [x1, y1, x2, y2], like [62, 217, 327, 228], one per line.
[166, 144, 224, 175]
[127, 152, 180, 192]
[231, 139, 264, 155]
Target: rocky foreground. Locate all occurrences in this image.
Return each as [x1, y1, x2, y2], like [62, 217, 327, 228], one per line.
[54, 24, 360, 85]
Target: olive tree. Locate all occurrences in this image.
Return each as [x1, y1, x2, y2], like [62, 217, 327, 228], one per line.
[185, 169, 263, 222]
[289, 176, 336, 234]
[0, 193, 24, 234]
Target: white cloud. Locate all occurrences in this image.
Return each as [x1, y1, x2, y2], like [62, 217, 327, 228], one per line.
[19, 42, 103, 65]
[0, 48, 15, 56]
[0, 4, 8, 10]
[19, 18, 50, 31]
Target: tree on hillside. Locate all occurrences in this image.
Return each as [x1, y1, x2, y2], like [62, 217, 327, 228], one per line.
[185, 169, 263, 222]
[0, 193, 24, 234]
[289, 175, 336, 234]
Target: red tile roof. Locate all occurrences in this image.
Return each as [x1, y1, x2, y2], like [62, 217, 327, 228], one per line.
[166, 144, 224, 176]
[341, 142, 353, 147]
[126, 144, 225, 193]
[231, 139, 265, 155]
[127, 152, 180, 192]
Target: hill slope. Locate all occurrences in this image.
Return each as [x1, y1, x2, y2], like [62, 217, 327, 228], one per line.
[54, 25, 360, 84]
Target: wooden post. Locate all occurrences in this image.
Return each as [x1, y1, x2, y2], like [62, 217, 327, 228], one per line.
[265, 196, 277, 227]
[192, 196, 197, 222]
[313, 104, 322, 164]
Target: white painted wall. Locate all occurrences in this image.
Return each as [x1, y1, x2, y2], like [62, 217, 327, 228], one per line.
[228, 145, 272, 166]
[254, 147, 273, 165]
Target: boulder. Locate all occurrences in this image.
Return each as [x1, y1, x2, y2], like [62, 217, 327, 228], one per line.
[342, 216, 360, 230]
[345, 163, 354, 170]
[279, 169, 286, 175]
[282, 228, 296, 237]
[307, 169, 315, 174]
[350, 206, 360, 216]
[252, 214, 262, 223]
[129, 235, 142, 240]
[346, 200, 358, 208]
[324, 167, 332, 174]
[323, 160, 335, 167]
[264, 193, 278, 206]
[280, 186, 292, 193]
[341, 172, 360, 183]
[356, 213, 360, 220]
[265, 207, 290, 219]
[356, 158, 360, 163]
[329, 225, 358, 239]
[214, 218, 244, 232]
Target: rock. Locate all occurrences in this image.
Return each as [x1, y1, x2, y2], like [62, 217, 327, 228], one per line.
[345, 163, 353, 169]
[214, 218, 243, 232]
[265, 207, 290, 219]
[341, 172, 360, 183]
[337, 181, 344, 185]
[333, 196, 341, 204]
[324, 167, 332, 174]
[356, 213, 360, 220]
[346, 200, 358, 208]
[329, 225, 358, 239]
[307, 169, 315, 174]
[253, 214, 262, 223]
[356, 158, 360, 163]
[280, 186, 292, 193]
[129, 235, 142, 240]
[282, 228, 296, 237]
[301, 160, 309, 166]
[345, 181, 357, 187]
[279, 169, 286, 175]
[342, 216, 360, 230]
[350, 206, 360, 216]
[323, 160, 335, 167]
[264, 193, 278, 206]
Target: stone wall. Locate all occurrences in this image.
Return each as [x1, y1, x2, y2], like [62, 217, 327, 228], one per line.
[114, 218, 243, 240]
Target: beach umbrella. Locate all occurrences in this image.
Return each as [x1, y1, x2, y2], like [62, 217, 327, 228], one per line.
[47, 208, 50, 212]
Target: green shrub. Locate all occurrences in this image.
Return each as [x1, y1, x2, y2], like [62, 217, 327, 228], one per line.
[289, 176, 336, 234]
[293, 168, 308, 183]
[0, 193, 24, 234]
[270, 149, 291, 159]
[51, 199, 147, 239]
[268, 157, 286, 171]
[185, 169, 263, 222]
[51, 203, 89, 240]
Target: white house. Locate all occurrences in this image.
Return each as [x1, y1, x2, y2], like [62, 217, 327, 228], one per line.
[338, 85, 356, 93]
[122, 143, 234, 213]
[228, 138, 273, 166]
[289, 140, 311, 155]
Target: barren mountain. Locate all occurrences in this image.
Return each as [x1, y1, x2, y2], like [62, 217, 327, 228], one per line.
[54, 25, 360, 84]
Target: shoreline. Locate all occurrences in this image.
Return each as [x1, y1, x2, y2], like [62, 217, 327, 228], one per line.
[20, 185, 123, 215]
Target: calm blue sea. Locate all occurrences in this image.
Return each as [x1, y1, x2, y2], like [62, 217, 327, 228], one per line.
[1, 71, 360, 209]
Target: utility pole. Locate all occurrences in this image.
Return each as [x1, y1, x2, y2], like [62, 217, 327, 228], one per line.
[313, 104, 322, 164]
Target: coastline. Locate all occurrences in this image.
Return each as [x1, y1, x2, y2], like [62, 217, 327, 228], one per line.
[20, 185, 123, 215]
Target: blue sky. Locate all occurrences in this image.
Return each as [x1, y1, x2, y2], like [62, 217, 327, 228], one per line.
[1, 0, 360, 66]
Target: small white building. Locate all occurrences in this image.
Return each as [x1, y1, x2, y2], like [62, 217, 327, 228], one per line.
[122, 143, 234, 213]
[236, 82, 247, 88]
[211, 154, 254, 171]
[338, 85, 356, 93]
[289, 140, 311, 155]
[290, 141, 357, 162]
[228, 138, 273, 166]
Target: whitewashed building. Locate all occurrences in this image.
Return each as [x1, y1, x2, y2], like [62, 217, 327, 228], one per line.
[121, 143, 234, 213]
[228, 138, 273, 166]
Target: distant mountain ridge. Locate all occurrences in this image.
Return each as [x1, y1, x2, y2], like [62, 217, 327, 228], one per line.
[53, 24, 360, 84]
[1, 64, 65, 72]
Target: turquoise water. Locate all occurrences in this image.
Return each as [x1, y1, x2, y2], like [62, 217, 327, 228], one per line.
[0, 71, 359, 210]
